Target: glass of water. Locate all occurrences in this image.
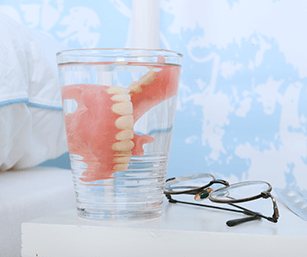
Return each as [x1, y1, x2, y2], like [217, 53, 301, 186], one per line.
[57, 48, 182, 220]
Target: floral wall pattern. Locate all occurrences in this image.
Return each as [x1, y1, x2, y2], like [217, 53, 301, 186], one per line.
[160, 0, 307, 191]
[1, 0, 307, 191]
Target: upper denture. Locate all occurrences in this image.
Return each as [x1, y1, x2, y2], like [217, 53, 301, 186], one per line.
[109, 86, 134, 172]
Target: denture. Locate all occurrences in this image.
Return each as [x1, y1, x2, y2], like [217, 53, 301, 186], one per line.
[61, 56, 181, 182]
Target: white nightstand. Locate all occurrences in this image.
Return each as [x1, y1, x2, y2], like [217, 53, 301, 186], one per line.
[21, 193, 307, 257]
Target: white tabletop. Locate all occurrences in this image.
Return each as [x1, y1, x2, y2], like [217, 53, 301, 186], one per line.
[21, 194, 307, 257]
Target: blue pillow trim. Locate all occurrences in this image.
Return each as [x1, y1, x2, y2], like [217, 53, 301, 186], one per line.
[26, 101, 63, 111]
[0, 98, 29, 107]
[0, 98, 63, 111]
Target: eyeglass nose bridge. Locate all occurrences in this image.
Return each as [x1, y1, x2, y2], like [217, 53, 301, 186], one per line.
[211, 179, 229, 186]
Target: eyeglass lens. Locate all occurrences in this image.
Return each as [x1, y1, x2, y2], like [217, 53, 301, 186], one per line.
[210, 181, 271, 202]
[165, 173, 214, 193]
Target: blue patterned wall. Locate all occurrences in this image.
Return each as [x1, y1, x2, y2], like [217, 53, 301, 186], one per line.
[1, 0, 307, 190]
[0, 0, 131, 48]
[160, 0, 307, 190]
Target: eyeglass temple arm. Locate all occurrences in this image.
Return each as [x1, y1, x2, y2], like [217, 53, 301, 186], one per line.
[165, 194, 250, 215]
[227, 192, 279, 225]
[165, 193, 278, 227]
[226, 214, 261, 227]
[262, 192, 279, 222]
[225, 203, 267, 226]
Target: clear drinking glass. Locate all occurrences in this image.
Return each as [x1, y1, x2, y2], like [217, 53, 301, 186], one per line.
[56, 48, 182, 220]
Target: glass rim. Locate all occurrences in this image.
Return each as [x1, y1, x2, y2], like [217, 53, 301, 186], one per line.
[56, 48, 183, 58]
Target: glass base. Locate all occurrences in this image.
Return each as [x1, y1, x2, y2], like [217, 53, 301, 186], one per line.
[76, 203, 162, 220]
[72, 154, 167, 220]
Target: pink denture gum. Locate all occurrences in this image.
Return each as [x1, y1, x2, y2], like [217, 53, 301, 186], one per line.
[61, 56, 181, 182]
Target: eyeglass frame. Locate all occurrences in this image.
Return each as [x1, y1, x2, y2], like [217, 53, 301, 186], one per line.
[164, 173, 279, 227]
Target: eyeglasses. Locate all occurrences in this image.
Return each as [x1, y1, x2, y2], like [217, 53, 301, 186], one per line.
[164, 173, 279, 227]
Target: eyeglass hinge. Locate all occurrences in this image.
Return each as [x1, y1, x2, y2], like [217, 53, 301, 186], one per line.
[261, 191, 271, 198]
[267, 217, 278, 223]
[165, 194, 177, 203]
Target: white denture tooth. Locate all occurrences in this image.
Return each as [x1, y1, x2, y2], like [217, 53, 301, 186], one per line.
[128, 81, 142, 93]
[113, 163, 129, 171]
[112, 140, 134, 152]
[113, 61, 128, 65]
[139, 70, 156, 85]
[114, 151, 132, 157]
[111, 102, 133, 115]
[111, 94, 131, 102]
[115, 129, 134, 140]
[115, 115, 134, 130]
[107, 85, 130, 95]
[113, 156, 131, 164]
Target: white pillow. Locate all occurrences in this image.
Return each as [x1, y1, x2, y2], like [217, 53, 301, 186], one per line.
[0, 13, 68, 170]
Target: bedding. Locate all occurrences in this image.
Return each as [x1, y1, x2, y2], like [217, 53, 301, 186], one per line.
[0, 13, 68, 170]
